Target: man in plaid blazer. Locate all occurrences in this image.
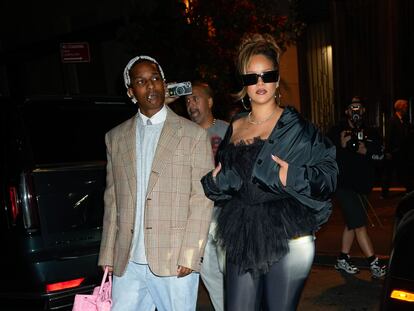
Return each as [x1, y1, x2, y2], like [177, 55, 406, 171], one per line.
[98, 55, 214, 311]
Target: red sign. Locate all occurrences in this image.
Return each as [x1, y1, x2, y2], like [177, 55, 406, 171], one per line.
[60, 42, 90, 63]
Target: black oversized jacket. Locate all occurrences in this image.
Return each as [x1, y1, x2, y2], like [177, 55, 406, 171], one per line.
[202, 106, 338, 227]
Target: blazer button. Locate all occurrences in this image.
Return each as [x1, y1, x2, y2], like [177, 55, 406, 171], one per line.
[268, 139, 274, 144]
[130, 229, 134, 234]
[257, 159, 263, 165]
[252, 177, 258, 184]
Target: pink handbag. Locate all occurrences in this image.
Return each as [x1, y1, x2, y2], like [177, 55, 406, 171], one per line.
[72, 267, 112, 311]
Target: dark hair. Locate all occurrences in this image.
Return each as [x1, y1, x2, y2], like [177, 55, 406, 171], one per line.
[192, 80, 214, 99]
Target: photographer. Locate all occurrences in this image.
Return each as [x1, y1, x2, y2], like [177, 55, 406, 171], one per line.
[328, 96, 387, 278]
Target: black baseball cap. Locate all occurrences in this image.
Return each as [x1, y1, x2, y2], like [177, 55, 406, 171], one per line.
[348, 96, 363, 108]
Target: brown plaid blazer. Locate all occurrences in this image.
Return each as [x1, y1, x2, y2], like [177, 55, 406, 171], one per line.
[98, 106, 214, 277]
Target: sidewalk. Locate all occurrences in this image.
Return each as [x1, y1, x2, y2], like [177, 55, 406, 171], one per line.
[314, 188, 401, 267]
[196, 188, 403, 310]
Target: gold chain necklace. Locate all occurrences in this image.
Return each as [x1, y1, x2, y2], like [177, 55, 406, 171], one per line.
[207, 118, 216, 129]
[247, 110, 277, 125]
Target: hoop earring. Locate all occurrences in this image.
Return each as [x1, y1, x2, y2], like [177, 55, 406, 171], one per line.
[241, 97, 251, 111]
[275, 88, 282, 106]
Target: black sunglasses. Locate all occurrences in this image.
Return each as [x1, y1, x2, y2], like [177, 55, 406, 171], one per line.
[241, 70, 279, 86]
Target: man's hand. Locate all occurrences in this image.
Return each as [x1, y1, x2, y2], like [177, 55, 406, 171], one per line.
[177, 265, 193, 278]
[164, 83, 179, 105]
[357, 141, 367, 155]
[102, 265, 113, 274]
[164, 94, 179, 105]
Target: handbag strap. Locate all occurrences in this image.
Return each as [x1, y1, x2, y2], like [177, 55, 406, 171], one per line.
[98, 266, 112, 295]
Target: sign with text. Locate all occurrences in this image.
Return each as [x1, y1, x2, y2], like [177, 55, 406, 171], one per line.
[60, 42, 90, 63]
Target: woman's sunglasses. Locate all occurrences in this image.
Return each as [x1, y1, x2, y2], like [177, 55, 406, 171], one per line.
[241, 70, 279, 86]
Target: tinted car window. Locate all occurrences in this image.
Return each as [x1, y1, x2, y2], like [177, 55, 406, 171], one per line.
[33, 169, 106, 238]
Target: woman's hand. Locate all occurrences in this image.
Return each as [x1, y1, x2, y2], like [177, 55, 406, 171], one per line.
[212, 162, 222, 178]
[271, 155, 289, 187]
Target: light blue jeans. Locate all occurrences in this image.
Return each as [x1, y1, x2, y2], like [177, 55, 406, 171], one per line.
[111, 262, 199, 311]
[200, 206, 225, 311]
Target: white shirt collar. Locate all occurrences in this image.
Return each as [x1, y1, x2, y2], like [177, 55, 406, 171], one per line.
[138, 105, 167, 125]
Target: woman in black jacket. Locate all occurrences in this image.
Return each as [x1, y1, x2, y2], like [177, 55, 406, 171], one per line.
[201, 33, 338, 311]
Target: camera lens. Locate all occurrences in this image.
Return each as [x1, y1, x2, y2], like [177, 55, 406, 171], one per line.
[176, 86, 185, 96]
[346, 137, 359, 152]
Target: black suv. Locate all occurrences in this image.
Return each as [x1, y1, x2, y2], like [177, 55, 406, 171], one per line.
[0, 96, 136, 310]
[380, 191, 414, 310]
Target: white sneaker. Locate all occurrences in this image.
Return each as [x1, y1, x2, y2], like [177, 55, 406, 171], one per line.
[370, 257, 387, 278]
[334, 256, 360, 274]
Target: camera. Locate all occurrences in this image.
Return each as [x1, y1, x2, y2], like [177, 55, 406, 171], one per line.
[167, 81, 192, 97]
[346, 129, 365, 152]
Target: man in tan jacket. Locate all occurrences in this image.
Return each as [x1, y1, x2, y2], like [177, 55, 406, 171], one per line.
[98, 55, 214, 311]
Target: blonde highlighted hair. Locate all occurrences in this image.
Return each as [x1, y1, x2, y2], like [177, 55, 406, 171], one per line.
[233, 33, 282, 102]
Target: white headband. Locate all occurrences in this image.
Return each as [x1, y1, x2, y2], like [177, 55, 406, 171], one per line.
[123, 55, 166, 89]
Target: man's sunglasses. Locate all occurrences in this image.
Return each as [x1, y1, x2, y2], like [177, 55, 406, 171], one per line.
[241, 70, 279, 86]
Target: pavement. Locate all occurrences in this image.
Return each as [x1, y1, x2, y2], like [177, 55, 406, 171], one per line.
[196, 188, 404, 310]
[314, 187, 399, 266]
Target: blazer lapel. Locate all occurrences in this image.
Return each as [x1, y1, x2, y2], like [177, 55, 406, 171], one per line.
[121, 116, 137, 199]
[146, 107, 181, 197]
